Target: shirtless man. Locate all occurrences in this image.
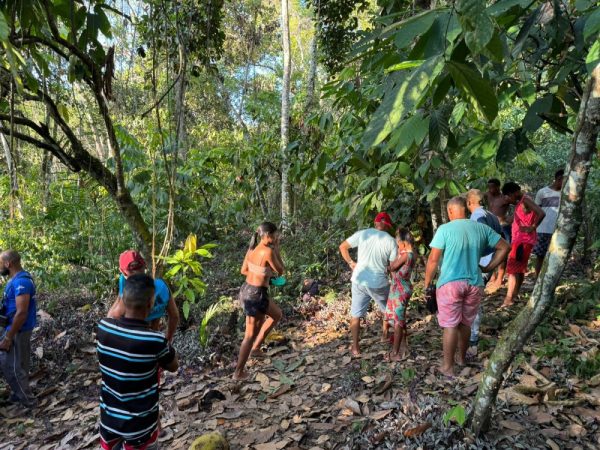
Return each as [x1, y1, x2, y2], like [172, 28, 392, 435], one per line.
[486, 178, 511, 290]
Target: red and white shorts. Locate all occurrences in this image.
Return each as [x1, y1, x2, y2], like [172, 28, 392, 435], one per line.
[436, 281, 483, 328]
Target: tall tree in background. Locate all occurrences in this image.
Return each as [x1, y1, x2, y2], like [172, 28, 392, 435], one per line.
[280, 0, 292, 230]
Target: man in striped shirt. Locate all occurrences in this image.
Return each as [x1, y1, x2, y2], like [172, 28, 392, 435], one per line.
[97, 274, 178, 449]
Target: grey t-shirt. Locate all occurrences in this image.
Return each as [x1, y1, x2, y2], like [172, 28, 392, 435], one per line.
[346, 228, 397, 288]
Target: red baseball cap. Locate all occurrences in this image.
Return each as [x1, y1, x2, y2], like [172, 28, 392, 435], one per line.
[374, 212, 393, 228]
[119, 250, 146, 276]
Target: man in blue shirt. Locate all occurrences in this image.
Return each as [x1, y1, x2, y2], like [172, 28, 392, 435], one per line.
[466, 189, 503, 352]
[0, 250, 37, 407]
[424, 197, 510, 377]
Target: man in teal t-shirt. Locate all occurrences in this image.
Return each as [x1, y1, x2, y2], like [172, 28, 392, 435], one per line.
[424, 197, 509, 377]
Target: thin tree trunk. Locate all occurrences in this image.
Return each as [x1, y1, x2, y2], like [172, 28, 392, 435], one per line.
[430, 196, 441, 232]
[280, 0, 292, 232]
[470, 68, 600, 436]
[0, 131, 24, 219]
[41, 150, 52, 212]
[174, 34, 188, 161]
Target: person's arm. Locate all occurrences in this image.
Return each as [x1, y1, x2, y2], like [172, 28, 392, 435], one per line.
[263, 247, 284, 276]
[158, 343, 179, 372]
[522, 196, 546, 231]
[0, 294, 29, 351]
[107, 296, 125, 319]
[162, 351, 179, 372]
[424, 248, 443, 288]
[165, 296, 179, 342]
[481, 239, 510, 273]
[240, 251, 249, 276]
[339, 240, 356, 270]
[389, 252, 409, 272]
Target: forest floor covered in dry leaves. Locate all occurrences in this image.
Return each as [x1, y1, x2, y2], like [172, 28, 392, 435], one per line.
[1, 269, 599, 450]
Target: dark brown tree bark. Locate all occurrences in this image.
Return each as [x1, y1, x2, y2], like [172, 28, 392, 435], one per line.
[470, 66, 600, 436]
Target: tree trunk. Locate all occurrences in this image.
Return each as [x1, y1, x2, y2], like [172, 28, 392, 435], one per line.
[470, 68, 600, 436]
[174, 35, 188, 161]
[0, 131, 24, 219]
[280, 0, 292, 231]
[430, 196, 441, 233]
[41, 150, 52, 212]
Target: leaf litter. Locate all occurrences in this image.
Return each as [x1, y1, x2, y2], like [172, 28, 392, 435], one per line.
[1, 270, 600, 449]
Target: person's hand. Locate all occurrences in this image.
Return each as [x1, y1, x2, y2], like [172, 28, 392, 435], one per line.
[0, 336, 12, 352]
[349, 261, 356, 270]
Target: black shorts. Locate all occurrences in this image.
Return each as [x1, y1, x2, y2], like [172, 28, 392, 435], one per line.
[239, 283, 269, 317]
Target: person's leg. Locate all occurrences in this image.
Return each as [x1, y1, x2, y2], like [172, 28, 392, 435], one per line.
[350, 317, 362, 356]
[252, 300, 282, 352]
[368, 285, 391, 341]
[234, 315, 263, 380]
[441, 327, 459, 376]
[1, 330, 34, 405]
[469, 306, 482, 347]
[456, 323, 471, 366]
[436, 282, 463, 376]
[513, 273, 525, 298]
[350, 283, 370, 356]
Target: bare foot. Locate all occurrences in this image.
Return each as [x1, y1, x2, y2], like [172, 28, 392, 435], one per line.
[500, 300, 514, 308]
[398, 345, 408, 359]
[437, 366, 455, 379]
[351, 347, 361, 357]
[250, 349, 266, 358]
[232, 370, 250, 381]
[380, 334, 390, 343]
[385, 352, 404, 362]
[485, 282, 502, 293]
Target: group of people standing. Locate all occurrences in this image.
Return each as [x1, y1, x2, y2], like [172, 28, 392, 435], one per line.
[0, 170, 564, 448]
[337, 171, 564, 377]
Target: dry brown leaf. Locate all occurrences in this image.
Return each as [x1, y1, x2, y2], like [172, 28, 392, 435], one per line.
[290, 395, 303, 407]
[270, 385, 292, 399]
[403, 422, 432, 438]
[344, 398, 361, 415]
[316, 435, 329, 444]
[361, 376, 374, 383]
[545, 438, 560, 450]
[370, 431, 388, 444]
[320, 383, 331, 393]
[499, 420, 525, 432]
[341, 356, 352, 365]
[528, 410, 553, 424]
[369, 409, 392, 421]
[567, 424, 587, 438]
[61, 409, 74, 421]
[255, 372, 270, 385]
[280, 419, 290, 430]
[255, 425, 278, 444]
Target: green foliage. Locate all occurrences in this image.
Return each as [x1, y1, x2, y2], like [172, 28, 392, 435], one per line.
[162, 234, 215, 320]
[443, 404, 467, 427]
[199, 296, 229, 347]
[399, 367, 415, 383]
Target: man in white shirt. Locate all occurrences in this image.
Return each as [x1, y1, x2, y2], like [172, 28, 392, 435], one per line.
[339, 212, 397, 356]
[533, 169, 564, 276]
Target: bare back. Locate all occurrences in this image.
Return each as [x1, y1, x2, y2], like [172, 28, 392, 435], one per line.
[241, 244, 283, 288]
[487, 191, 510, 223]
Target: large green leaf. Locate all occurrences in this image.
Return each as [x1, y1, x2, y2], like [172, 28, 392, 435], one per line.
[361, 57, 443, 149]
[586, 39, 600, 74]
[447, 61, 498, 123]
[428, 109, 449, 152]
[496, 128, 530, 164]
[522, 95, 553, 132]
[584, 8, 600, 42]
[0, 12, 8, 41]
[457, 0, 494, 53]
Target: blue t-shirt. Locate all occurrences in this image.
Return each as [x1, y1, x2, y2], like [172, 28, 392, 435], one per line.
[470, 207, 502, 266]
[430, 219, 501, 288]
[2, 271, 37, 332]
[118, 275, 171, 321]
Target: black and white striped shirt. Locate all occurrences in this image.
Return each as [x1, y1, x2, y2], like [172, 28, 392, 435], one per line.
[96, 317, 175, 444]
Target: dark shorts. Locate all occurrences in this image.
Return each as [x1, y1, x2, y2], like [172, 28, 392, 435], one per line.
[501, 224, 512, 244]
[533, 232, 552, 257]
[239, 283, 269, 317]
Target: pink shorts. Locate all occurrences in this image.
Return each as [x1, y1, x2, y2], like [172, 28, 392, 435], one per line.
[436, 281, 483, 328]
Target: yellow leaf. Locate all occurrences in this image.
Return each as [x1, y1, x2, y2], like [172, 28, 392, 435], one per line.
[184, 234, 197, 253]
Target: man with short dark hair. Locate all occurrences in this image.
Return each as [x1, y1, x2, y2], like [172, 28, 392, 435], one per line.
[339, 212, 398, 356]
[97, 273, 178, 449]
[0, 250, 37, 407]
[533, 169, 564, 276]
[424, 197, 509, 377]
